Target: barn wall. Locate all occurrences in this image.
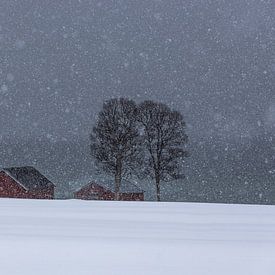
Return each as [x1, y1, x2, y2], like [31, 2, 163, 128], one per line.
[74, 184, 99, 200]
[27, 186, 55, 199]
[74, 184, 114, 200]
[98, 190, 115, 200]
[74, 182, 144, 201]
[0, 172, 28, 198]
[0, 172, 55, 199]
[119, 193, 144, 201]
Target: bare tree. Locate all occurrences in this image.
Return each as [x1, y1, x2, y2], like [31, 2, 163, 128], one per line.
[138, 100, 188, 201]
[91, 98, 141, 200]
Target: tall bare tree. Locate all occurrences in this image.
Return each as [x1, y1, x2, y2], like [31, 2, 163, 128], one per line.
[138, 100, 188, 201]
[91, 98, 141, 200]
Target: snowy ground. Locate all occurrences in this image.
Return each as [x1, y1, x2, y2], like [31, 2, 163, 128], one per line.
[0, 199, 275, 275]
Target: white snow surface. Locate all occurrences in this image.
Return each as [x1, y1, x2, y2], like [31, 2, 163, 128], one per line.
[1, 199, 275, 275]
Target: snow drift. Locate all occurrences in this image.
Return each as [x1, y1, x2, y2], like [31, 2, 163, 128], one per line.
[0, 199, 275, 275]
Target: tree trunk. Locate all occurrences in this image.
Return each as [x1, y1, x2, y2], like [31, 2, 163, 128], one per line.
[155, 174, 161, 202]
[114, 159, 122, 201]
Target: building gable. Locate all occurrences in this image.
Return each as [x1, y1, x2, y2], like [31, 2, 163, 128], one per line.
[2, 166, 55, 191]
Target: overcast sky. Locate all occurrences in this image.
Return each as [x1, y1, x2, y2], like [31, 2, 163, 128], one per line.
[0, 0, 274, 141]
[0, 1, 274, 199]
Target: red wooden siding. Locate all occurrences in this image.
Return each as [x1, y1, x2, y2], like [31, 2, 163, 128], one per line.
[118, 193, 144, 201]
[74, 183, 144, 201]
[0, 171, 54, 199]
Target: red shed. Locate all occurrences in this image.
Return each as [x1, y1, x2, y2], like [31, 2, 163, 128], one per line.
[0, 166, 55, 199]
[74, 181, 144, 201]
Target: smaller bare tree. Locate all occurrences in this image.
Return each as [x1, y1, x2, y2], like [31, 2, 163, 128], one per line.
[138, 100, 188, 201]
[91, 98, 141, 200]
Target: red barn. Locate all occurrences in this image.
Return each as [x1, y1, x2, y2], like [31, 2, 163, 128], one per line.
[0, 166, 55, 199]
[74, 181, 144, 201]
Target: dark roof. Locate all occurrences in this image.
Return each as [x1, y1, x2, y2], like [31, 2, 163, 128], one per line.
[2, 166, 55, 191]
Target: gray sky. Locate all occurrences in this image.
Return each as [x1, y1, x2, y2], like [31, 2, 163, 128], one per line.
[0, 0, 275, 200]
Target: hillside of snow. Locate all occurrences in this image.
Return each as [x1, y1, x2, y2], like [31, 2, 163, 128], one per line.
[0, 199, 275, 275]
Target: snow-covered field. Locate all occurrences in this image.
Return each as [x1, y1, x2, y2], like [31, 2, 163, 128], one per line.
[0, 199, 275, 275]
